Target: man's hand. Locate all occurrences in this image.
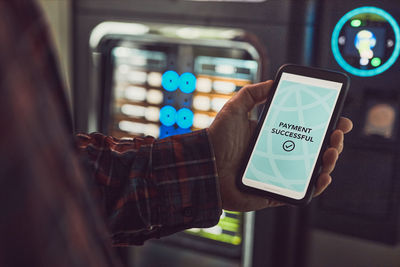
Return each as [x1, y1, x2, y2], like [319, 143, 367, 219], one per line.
[208, 81, 353, 212]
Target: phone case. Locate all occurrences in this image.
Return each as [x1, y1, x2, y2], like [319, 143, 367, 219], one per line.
[237, 64, 350, 206]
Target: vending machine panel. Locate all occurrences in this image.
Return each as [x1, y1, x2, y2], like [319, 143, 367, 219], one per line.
[89, 21, 262, 261]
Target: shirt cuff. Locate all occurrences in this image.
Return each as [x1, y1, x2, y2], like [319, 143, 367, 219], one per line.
[154, 129, 222, 237]
[112, 129, 222, 245]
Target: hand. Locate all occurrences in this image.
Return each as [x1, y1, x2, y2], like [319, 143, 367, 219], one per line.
[208, 81, 353, 212]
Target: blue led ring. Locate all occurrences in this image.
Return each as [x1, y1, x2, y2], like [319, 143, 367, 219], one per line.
[159, 105, 177, 127]
[162, 71, 180, 92]
[176, 108, 194, 129]
[331, 7, 400, 77]
[179, 72, 197, 94]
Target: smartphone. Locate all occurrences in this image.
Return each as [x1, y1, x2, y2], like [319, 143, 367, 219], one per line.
[238, 64, 350, 205]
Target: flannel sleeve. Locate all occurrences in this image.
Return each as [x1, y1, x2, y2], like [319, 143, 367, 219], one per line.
[75, 129, 222, 245]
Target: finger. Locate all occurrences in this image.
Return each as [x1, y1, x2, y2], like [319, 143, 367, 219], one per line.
[330, 130, 344, 154]
[322, 148, 339, 174]
[313, 173, 332, 197]
[336, 117, 353, 134]
[231, 80, 273, 112]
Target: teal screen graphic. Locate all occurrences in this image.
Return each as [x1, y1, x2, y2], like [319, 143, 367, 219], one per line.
[244, 73, 341, 196]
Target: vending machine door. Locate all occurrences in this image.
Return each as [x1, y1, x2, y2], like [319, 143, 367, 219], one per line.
[89, 21, 264, 266]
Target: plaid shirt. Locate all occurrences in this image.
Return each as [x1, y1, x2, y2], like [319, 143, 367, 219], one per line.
[76, 131, 222, 246]
[0, 0, 221, 266]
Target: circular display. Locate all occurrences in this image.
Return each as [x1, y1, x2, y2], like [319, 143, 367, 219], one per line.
[176, 108, 194, 129]
[179, 72, 197, 94]
[332, 7, 400, 77]
[159, 105, 177, 127]
[162, 71, 180, 92]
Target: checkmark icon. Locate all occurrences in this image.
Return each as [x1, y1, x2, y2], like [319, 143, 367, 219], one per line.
[283, 140, 295, 152]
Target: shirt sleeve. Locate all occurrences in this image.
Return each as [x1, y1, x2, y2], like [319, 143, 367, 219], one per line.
[75, 129, 222, 246]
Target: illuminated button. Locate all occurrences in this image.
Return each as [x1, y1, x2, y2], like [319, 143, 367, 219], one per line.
[127, 52, 147, 66]
[124, 86, 147, 102]
[113, 47, 130, 58]
[193, 96, 211, 111]
[127, 71, 147, 84]
[162, 71, 179, 92]
[203, 226, 222, 235]
[121, 104, 146, 117]
[215, 64, 235, 75]
[117, 64, 130, 75]
[144, 106, 160, 122]
[147, 72, 162, 87]
[179, 72, 197, 94]
[213, 81, 236, 94]
[338, 36, 346, 45]
[371, 57, 382, 67]
[144, 124, 160, 138]
[193, 113, 211, 129]
[351, 19, 362, 27]
[146, 89, 163, 105]
[131, 56, 147, 67]
[211, 97, 229, 112]
[118, 121, 145, 134]
[113, 84, 125, 98]
[176, 108, 194, 129]
[159, 105, 177, 127]
[196, 77, 212, 93]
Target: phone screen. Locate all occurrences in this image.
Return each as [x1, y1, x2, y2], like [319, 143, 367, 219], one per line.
[242, 72, 343, 200]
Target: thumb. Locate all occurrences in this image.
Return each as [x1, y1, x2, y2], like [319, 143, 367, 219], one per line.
[231, 80, 273, 112]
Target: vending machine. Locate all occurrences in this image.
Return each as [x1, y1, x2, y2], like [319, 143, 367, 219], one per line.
[72, 0, 322, 266]
[89, 22, 261, 266]
[311, 0, 400, 247]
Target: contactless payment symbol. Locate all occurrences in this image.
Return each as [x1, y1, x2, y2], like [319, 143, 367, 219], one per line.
[283, 140, 295, 152]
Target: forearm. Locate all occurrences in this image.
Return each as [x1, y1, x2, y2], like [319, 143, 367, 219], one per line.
[75, 130, 222, 245]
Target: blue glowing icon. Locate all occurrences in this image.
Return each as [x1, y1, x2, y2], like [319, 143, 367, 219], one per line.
[159, 105, 177, 127]
[179, 72, 197, 94]
[176, 108, 194, 129]
[159, 125, 176, 139]
[162, 71, 180, 92]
